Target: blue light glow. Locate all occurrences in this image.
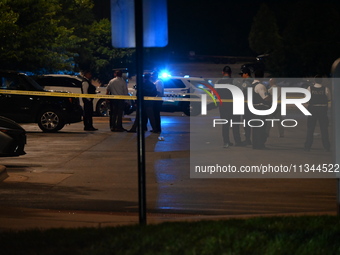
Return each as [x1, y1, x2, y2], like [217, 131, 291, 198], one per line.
[160, 71, 171, 79]
[111, 0, 168, 48]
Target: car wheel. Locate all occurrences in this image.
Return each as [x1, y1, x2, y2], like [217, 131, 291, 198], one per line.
[37, 109, 65, 132]
[96, 99, 109, 117]
[182, 101, 200, 116]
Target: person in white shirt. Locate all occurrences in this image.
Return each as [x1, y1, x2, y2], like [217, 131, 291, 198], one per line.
[106, 70, 128, 132]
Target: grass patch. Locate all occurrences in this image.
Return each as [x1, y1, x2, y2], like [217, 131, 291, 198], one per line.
[1, 215, 340, 254]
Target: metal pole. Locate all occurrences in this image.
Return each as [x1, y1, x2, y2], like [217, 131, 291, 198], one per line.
[331, 58, 340, 215]
[135, 0, 147, 225]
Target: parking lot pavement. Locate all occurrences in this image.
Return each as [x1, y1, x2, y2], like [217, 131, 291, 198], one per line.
[0, 109, 337, 231]
[0, 165, 7, 183]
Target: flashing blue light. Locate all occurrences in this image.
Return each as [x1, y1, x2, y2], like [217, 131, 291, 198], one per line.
[184, 75, 190, 78]
[160, 71, 171, 79]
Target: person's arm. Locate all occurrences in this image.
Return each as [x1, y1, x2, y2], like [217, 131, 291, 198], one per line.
[106, 83, 111, 95]
[256, 84, 270, 100]
[325, 87, 331, 101]
[123, 81, 129, 95]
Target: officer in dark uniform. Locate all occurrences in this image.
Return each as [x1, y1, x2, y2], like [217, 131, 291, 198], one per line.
[81, 70, 98, 131]
[239, 67, 253, 145]
[304, 76, 331, 151]
[128, 73, 158, 133]
[216, 66, 244, 148]
[250, 70, 270, 149]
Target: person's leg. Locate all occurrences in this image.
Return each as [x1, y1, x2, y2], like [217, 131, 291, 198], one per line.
[244, 106, 252, 144]
[304, 115, 317, 150]
[83, 99, 93, 129]
[219, 106, 231, 146]
[154, 101, 163, 132]
[231, 115, 242, 145]
[146, 101, 158, 132]
[276, 106, 284, 137]
[116, 100, 125, 130]
[110, 100, 120, 131]
[318, 109, 330, 151]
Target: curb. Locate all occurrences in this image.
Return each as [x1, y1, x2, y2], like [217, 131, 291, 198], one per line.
[0, 165, 8, 183]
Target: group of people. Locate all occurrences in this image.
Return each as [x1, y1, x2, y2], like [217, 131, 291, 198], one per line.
[216, 66, 271, 150]
[217, 65, 331, 152]
[80, 69, 164, 134]
[80, 66, 331, 152]
[128, 72, 163, 133]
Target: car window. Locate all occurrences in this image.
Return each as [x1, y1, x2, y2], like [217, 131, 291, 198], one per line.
[37, 77, 81, 88]
[0, 75, 27, 90]
[189, 80, 210, 88]
[162, 79, 186, 89]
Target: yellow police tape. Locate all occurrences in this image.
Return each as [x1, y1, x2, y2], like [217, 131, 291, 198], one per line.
[0, 89, 306, 103]
[0, 89, 222, 102]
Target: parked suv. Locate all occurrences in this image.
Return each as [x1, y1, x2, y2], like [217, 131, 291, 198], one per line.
[0, 71, 83, 132]
[35, 74, 134, 117]
[34, 74, 107, 115]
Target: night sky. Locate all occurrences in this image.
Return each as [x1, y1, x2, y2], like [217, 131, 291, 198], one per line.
[94, 0, 340, 57]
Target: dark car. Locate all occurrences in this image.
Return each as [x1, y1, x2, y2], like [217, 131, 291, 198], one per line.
[0, 116, 26, 157]
[0, 71, 83, 132]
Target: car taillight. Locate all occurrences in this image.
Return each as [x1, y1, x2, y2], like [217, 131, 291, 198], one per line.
[68, 97, 79, 104]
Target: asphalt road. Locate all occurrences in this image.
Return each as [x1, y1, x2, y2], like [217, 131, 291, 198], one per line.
[0, 62, 337, 219]
[0, 106, 336, 216]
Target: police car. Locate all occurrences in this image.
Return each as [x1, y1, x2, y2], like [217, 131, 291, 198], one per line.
[128, 73, 216, 116]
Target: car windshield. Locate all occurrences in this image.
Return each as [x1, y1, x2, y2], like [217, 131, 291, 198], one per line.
[189, 79, 211, 88]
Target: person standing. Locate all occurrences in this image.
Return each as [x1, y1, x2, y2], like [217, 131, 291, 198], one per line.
[151, 71, 164, 133]
[304, 76, 331, 152]
[250, 70, 270, 149]
[128, 73, 158, 133]
[239, 67, 253, 145]
[266, 78, 284, 138]
[215, 66, 244, 148]
[106, 70, 128, 132]
[81, 70, 98, 131]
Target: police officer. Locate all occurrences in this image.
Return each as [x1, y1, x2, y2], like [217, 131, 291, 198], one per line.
[250, 70, 270, 150]
[151, 71, 164, 133]
[81, 70, 98, 131]
[216, 66, 244, 148]
[304, 76, 331, 152]
[239, 67, 253, 145]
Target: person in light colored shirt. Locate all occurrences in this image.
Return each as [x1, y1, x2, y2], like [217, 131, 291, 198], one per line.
[106, 70, 128, 132]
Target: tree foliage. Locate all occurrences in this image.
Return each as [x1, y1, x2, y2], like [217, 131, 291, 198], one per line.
[0, 0, 133, 82]
[249, 1, 340, 77]
[248, 3, 281, 55]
